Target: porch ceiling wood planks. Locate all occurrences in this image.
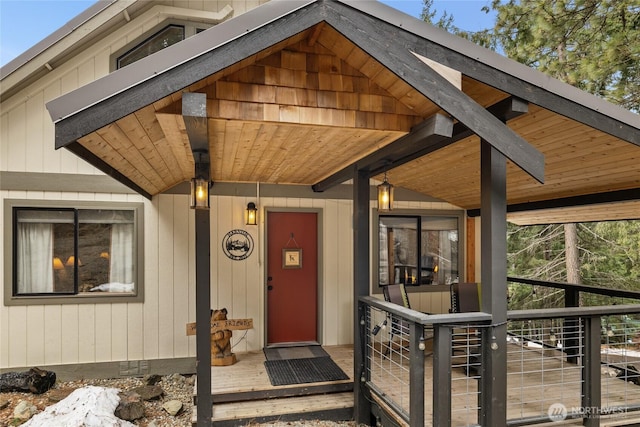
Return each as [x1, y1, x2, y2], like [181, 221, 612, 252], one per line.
[392, 103, 640, 212]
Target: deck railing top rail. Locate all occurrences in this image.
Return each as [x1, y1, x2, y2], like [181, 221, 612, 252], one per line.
[508, 303, 640, 320]
[360, 295, 492, 324]
[362, 295, 640, 324]
[509, 276, 640, 300]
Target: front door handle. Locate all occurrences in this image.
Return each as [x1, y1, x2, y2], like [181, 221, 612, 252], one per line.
[267, 285, 273, 291]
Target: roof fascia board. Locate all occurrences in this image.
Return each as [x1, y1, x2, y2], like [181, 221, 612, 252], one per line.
[338, 0, 639, 146]
[48, 0, 319, 149]
[0, 0, 126, 93]
[324, 2, 544, 183]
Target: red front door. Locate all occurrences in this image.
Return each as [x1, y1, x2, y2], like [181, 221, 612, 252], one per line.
[267, 211, 318, 345]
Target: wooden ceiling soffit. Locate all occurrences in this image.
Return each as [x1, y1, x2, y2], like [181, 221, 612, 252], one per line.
[323, 3, 544, 183]
[314, 96, 529, 192]
[65, 141, 153, 199]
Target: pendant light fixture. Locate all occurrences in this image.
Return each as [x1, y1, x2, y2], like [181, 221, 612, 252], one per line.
[377, 171, 394, 211]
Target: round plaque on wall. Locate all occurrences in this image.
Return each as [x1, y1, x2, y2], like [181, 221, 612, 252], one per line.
[222, 230, 254, 260]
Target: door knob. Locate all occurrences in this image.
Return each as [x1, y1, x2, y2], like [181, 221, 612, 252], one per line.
[267, 285, 273, 291]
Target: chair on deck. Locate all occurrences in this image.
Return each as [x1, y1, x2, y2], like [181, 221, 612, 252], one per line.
[449, 282, 481, 375]
[450, 282, 481, 314]
[376, 283, 433, 355]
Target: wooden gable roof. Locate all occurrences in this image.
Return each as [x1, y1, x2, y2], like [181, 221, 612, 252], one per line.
[46, 0, 640, 224]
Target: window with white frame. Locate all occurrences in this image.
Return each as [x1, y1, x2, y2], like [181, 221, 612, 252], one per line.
[5, 201, 143, 304]
[378, 212, 462, 288]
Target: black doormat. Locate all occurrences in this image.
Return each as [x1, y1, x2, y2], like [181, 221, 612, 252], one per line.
[264, 356, 349, 386]
[264, 345, 329, 361]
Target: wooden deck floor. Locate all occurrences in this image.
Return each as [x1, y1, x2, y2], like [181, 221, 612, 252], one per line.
[195, 346, 354, 425]
[194, 344, 640, 426]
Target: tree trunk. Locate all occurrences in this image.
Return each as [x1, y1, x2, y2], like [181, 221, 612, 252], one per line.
[564, 223, 581, 284]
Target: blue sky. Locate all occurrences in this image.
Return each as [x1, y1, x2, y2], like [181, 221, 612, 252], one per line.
[0, 0, 495, 67]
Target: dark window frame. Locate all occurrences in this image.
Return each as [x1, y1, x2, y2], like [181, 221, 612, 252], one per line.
[4, 199, 144, 306]
[372, 208, 465, 294]
[110, 20, 211, 72]
[116, 24, 185, 69]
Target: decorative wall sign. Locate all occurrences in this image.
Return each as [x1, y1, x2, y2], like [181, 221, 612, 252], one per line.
[283, 248, 302, 269]
[222, 230, 254, 260]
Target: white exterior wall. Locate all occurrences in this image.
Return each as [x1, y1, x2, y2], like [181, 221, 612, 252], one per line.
[0, 0, 458, 370]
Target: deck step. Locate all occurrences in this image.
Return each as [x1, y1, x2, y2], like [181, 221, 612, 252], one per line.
[209, 380, 354, 404]
[192, 392, 354, 426]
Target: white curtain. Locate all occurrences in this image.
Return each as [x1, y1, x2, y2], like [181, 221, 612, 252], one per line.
[110, 223, 134, 287]
[17, 223, 54, 293]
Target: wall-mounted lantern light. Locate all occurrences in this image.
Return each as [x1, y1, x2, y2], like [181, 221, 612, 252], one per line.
[377, 171, 394, 211]
[246, 202, 257, 225]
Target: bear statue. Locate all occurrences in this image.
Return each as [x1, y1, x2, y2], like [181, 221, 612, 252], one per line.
[210, 308, 236, 366]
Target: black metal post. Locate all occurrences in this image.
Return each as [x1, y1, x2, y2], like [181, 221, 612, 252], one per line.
[409, 322, 425, 427]
[565, 289, 580, 364]
[353, 167, 372, 424]
[183, 92, 213, 426]
[195, 209, 212, 426]
[583, 316, 601, 427]
[479, 140, 508, 427]
[433, 324, 452, 426]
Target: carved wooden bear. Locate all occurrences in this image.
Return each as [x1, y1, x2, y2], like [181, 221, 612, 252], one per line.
[210, 308, 236, 366]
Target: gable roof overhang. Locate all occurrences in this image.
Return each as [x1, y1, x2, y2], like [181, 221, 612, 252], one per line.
[46, 0, 640, 225]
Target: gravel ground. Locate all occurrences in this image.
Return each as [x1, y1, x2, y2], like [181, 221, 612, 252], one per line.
[0, 374, 358, 426]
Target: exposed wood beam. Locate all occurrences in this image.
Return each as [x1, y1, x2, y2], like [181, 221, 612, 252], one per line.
[367, 97, 528, 177]
[467, 187, 640, 217]
[325, 3, 545, 183]
[313, 114, 452, 192]
[182, 92, 209, 156]
[313, 97, 528, 192]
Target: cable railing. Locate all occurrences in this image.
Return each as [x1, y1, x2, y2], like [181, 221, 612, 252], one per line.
[360, 281, 640, 427]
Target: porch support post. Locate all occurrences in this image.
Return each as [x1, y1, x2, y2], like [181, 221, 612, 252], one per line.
[183, 92, 212, 427]
[583, 316, 601, 427]
[479, 140, 508, 427]
[433, 325, 452, 426]
[409, 322, 425, 427]
[353, 167, 372, 424]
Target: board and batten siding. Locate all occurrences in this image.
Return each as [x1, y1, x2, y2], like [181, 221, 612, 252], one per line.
[1, 191, 456, 369]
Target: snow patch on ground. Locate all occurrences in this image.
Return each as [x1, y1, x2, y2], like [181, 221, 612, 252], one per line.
[21, 386, 134, 427]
